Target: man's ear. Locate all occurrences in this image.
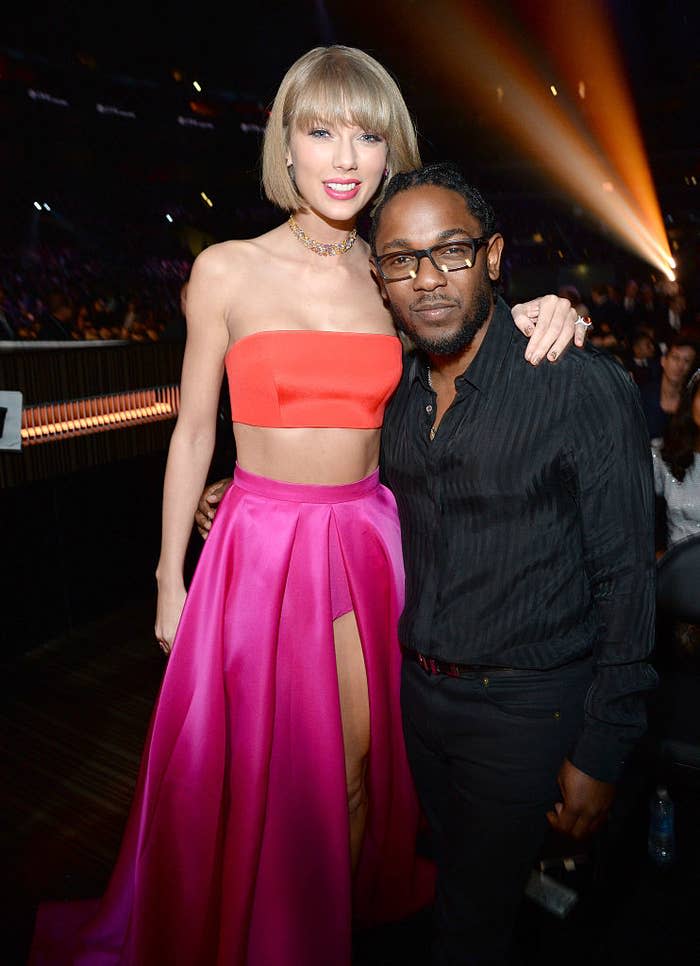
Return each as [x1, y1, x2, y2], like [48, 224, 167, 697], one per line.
[486, 234, 504, 281]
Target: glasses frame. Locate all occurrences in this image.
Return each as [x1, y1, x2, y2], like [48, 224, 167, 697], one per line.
[373, 236, 490, 282]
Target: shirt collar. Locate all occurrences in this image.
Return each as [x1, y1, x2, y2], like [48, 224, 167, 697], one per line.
[408, 295, 516, 396]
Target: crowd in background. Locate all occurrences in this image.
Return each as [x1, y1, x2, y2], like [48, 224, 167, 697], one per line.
[0, 243, 192, 344]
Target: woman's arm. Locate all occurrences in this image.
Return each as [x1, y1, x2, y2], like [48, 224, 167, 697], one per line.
[155, 246, 232, 652]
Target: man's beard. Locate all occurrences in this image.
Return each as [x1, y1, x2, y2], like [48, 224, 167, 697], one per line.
[389, 283, 493, 357]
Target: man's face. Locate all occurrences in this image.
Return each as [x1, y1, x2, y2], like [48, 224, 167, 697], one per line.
[371, 185, 503, 356]
[661, 345, 696, 386]
[633, 334, 655, 360]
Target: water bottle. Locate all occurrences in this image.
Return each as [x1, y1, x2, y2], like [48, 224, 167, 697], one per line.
[647, 785, 675, 867]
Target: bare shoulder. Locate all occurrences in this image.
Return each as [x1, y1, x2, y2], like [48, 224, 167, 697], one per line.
[189, 237, 260, 283]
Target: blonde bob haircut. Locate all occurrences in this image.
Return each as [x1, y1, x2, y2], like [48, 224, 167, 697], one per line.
[262, 45, 421, 213]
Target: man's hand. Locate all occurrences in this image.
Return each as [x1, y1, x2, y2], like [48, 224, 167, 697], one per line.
[511, 294, 586, 365]
[195, 477, 233, 539]
[546, 758, 616, 841]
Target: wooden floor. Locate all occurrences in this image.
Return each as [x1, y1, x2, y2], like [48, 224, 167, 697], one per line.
[3, 595, 700, 965]
[1, 596, 164, 965]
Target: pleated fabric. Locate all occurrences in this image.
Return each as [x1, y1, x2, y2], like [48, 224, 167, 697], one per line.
[29, 465, 435, 966]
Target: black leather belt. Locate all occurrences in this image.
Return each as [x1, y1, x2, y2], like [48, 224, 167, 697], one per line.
[408, 650, 514, 678]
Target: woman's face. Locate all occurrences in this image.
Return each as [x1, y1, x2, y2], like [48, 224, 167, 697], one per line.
[287, 120, 388, 222]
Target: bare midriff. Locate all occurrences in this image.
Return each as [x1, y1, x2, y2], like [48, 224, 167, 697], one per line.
[233, 424, 381, 485]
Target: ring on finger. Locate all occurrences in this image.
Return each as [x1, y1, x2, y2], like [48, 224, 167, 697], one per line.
[574, 315, 592, 329]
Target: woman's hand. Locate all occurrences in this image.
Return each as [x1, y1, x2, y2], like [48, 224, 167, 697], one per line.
[155, 580, 187, 655]
[195, 477, 233, 539]
[511, 294, 588, 365]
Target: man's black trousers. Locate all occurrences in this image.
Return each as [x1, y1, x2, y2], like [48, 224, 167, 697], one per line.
[401, 654, 593, 965]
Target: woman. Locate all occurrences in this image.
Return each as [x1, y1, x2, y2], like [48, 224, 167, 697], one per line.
[653, 367, 700, 550]
[653, 368, 700, 671]
[30, 45, 581, 966]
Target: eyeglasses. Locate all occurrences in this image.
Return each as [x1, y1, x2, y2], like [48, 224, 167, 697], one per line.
[373, 237, 489, 282]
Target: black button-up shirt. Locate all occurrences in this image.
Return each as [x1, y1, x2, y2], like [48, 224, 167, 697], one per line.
[381, 296, 657, 782]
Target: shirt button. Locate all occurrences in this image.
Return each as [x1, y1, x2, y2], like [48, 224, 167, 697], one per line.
[426, 404, 433, 413]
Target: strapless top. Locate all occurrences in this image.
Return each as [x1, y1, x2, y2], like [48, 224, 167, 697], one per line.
[225, 329, 403, 429]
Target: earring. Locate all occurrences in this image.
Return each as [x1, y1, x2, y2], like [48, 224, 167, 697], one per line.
[383, 167, 389, 177]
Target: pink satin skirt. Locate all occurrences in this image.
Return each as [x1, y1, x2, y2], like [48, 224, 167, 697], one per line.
[30, 465, 435, 966]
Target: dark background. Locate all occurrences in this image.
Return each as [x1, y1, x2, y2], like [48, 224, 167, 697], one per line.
[2, 0, 698, 298]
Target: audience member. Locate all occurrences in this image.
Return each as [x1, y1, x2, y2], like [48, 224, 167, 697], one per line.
[589, 282, 624, 339]
[652, 368, 700, 550]
[652, 368, 700, 669]
[625, 327, 661, 389]
[639, 334, 698, 443]
[656, 292, 692, 351]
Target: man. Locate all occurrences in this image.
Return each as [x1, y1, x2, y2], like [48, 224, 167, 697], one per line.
[589, 281, 625, 342]
[639, 333, 698, 443]
[625, 326, 661, 389]
[195, 163, 657, 964]
[367, 162, 656, 965]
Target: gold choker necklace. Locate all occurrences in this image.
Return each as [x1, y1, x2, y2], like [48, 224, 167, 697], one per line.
[288, 215, 357, 256]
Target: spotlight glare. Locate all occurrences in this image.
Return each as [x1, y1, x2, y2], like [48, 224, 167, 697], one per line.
[33, 201, 42, 210]
[381, 0, 674, 281]
[166, 213, 174, 223]
[193, 80, 202, 92]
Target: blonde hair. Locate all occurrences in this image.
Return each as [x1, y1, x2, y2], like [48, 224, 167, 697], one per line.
[262, 45, 421, 213]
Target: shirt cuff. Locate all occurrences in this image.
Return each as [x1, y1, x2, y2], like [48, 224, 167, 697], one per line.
[569, 727, 638, 784]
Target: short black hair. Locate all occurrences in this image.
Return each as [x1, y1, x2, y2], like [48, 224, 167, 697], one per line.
[369, 160, 497, 252]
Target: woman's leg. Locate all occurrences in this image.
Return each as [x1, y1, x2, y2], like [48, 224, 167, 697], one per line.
[333, 609, 371, 874]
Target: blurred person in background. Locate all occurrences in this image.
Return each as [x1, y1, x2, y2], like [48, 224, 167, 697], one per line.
[625, 326, 661, 389]
[639, 333, 698, 443]
[652, 368, 700, 551]
[652, 369, 700, 670]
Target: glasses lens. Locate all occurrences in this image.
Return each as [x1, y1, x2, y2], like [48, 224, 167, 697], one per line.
[379, 252, 419, 281]
[431, 241, 476, 272]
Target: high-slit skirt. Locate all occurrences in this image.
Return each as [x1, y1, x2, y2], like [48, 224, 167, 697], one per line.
[29, 464, 436, 966]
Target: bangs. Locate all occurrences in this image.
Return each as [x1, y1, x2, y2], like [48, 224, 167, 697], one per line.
[286, 64, 394, 136]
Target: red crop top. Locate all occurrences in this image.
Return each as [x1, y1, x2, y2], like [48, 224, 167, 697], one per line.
[225, 329, 403, 429]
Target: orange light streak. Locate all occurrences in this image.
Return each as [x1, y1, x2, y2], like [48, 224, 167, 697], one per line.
[528, 0, 670, 254]
[382, 0, 673, 278]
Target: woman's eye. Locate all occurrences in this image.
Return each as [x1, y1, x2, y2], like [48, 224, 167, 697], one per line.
[360, 133, 383, 143]
[309, 129, 330, 138]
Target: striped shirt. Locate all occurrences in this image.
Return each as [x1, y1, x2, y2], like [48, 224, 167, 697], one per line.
[381, 296, 658, 782]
